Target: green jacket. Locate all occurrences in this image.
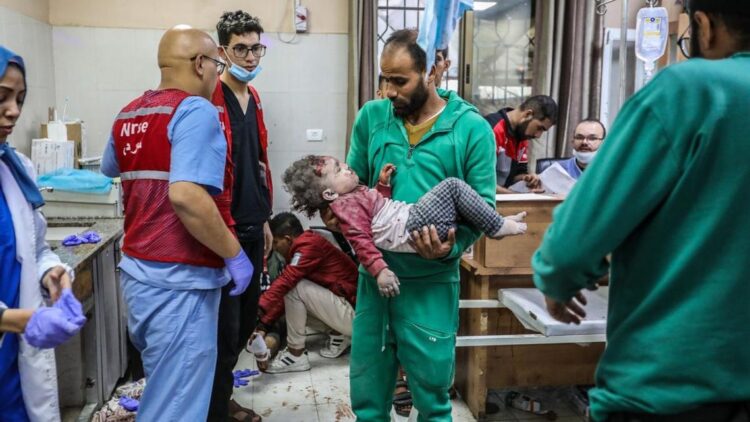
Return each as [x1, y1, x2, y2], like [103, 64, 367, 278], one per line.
[347, 89, 496, 283]
[533, 53, 750, 420]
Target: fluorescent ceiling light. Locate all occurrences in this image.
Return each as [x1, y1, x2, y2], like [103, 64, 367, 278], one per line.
[474, 1, 497, 11]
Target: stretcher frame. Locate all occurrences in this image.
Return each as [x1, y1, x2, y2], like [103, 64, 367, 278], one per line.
[454, 258, 606, 420]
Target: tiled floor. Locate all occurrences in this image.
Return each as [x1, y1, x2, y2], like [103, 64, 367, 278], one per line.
[231, 335, 477, 422]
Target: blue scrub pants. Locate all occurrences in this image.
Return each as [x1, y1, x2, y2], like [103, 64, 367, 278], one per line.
[121, 272, 220, 421]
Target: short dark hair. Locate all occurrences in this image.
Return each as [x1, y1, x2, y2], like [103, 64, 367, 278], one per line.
[519, 95, 559, 124]
[711, 14, 750, 50]
[436, 47, 449, 60]
[378, 73, 386, 88]
[383, 29, 427, 73]
[577, 118, 607, 139]
[687, 1, 750, 49]
[216, 10, 264, 46]
[269, 212, 304, 238]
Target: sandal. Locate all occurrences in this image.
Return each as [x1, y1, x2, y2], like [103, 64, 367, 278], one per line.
[392, 379, 413, 417]
[449, 384, 458, 400]
[229, 399, 262, 422]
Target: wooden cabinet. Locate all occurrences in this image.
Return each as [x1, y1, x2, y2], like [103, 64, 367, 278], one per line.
[456, 194, 604, 420]
[473, 195, 562, 269]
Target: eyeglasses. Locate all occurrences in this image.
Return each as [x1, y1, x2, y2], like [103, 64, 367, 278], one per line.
[573, 134, 603, 143]
[225, 43, 267, 59]
[191, 55, 226, 74]
[677, 26, 691, 58]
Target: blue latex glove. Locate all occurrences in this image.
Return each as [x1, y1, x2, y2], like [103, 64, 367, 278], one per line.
[62, 231, 101, 246]
[119, 396, 139, 412]
[24, 307, 84, 348]
[233, 369, 259, 388]
[233, 376, 249, 388]
[61, 234, 84, 246]
[225, 249, 254, 296]
[54, 288, 87, 326]
[81, 231, 101, 243]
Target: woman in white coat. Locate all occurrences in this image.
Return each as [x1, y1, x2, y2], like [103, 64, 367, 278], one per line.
[0, 45, 87, 421]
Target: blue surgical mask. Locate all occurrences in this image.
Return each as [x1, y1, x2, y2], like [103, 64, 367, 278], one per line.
[223, 47, 262, 82]
[229, 63, 262, 82]
[573, 149, 597, 164]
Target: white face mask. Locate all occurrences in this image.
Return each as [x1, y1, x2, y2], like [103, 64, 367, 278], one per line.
[573, 149, 597, 164]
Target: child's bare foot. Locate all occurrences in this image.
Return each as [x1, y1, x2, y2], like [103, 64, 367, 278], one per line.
[490, 211, 528, 239]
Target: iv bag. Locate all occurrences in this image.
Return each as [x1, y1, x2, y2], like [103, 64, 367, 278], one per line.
[635, 6, 669, 75]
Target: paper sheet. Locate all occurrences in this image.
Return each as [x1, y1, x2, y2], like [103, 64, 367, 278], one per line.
[507, 162, 576, 196]
[538, 162, 576, 196]
[508, 180, 530, 193]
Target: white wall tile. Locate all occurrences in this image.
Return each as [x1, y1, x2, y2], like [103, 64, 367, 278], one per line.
[0, 6, 56, 155]
[47, 26, 349, 219]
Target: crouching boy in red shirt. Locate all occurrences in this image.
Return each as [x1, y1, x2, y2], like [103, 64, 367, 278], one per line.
[252, 212, 359, 373]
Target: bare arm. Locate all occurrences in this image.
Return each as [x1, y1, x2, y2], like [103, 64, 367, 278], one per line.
[1, 309, 33, 333]
[496, 185, 514, 194]
[169, 181, 240, 259]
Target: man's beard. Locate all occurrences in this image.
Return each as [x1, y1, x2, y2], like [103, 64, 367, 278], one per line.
[392, 80, 430, 119]
[513, 119, 531, 140]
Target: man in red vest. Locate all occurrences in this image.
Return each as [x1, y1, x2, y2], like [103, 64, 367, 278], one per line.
[101, 26, 254, 421]
[483, 95, 558, 193]
[208, 10, 273, 422]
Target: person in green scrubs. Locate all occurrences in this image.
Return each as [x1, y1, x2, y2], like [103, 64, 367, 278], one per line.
[344, 29, 496, 421]
[532, 1, 750, 421]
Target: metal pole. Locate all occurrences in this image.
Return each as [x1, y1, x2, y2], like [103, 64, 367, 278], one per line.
[619, 0, 629, 107]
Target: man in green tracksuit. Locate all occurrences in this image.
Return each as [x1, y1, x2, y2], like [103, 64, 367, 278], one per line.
[346, 29, 495, 421]
[532, 1, 750, 421]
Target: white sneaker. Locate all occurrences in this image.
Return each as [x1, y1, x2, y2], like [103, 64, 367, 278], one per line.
[265, 348, 311, 374]
[319, 333, 351, 358]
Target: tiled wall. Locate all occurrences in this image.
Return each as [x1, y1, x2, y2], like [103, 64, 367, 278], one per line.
[52, 27, 349, 216]
[0, 5, 56, 156]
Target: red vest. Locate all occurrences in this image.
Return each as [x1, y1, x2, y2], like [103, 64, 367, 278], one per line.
[211, 80, 273, 205]
[214, 91, 236, 229]
[493, 118, 529, 163]
[113, 89, 232, 268]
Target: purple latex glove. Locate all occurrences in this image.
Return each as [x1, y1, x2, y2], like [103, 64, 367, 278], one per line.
[61, 234, 84, 246]
[233, 369, 259, 388]
[225, 249, 254, 296]
[54, 288, 87, 326]
[233, 376, 249, 388]
[62, 231, 101, 247]
[119, 396, 139, 412]
[80, 231, 101, 243]
[24, 307, 84, 348]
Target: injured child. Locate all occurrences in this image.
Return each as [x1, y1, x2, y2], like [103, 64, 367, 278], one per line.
[282, 155, 527, 297]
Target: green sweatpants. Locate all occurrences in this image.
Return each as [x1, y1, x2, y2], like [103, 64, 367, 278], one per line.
[350, 272, 460, 422]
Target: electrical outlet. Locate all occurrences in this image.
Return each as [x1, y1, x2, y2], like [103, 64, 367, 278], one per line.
[306, 129, 323, 142]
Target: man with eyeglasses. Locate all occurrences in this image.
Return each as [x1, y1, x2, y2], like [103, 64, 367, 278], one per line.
[557, 118, 606, 180]
[101, 26, 253, 421]
[208, 10, 271, 422]
[533, 0, 750, 421]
